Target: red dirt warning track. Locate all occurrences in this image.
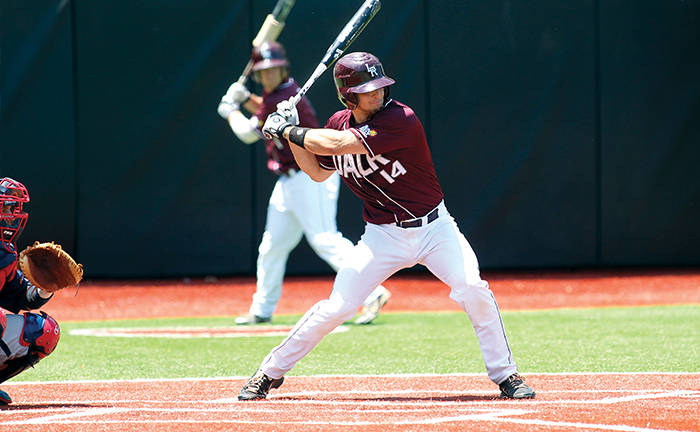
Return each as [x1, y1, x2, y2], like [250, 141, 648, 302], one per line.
[1, 268, 699, 431]
[42, 267, 700, 322]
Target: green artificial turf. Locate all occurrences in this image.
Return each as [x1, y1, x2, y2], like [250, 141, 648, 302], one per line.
[15, 304, 699, 382]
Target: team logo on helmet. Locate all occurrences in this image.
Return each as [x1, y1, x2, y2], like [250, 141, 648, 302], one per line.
[333, 52, 395, 109]
[366, 64, 378, 77]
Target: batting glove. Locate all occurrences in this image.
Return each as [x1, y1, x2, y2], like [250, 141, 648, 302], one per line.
[276, 99, 299, 126]
[226, 82, 251, 104]
[218, 94, 239, 120]
[262, 112, 292, 140]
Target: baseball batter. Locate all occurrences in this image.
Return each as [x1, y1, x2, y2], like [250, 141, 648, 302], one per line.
[0, 178, 61, 405]
[218, 42, 390, 325]
[238, 52, 535, 400]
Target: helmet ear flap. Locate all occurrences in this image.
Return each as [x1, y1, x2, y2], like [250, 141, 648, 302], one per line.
[343, 93, 358, 110]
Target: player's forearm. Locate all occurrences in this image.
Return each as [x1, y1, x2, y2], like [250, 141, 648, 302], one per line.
[283, 127, 366, 156]
[288, 142, 333, 182]
[227, 111, 260, 144]
[25, 283, 53, 310]
[242, 94, 263, 113]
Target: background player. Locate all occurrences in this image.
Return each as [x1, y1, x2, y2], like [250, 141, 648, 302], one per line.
[238, 52, 535, 400]
[218, 41, 390, 325]
[0, 178, 61, 405]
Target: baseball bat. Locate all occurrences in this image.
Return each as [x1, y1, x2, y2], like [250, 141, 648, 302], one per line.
[289, 0, 381, 107]
[236, 0, 297, 86]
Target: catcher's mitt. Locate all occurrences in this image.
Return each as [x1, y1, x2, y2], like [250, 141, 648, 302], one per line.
[18, 242, 83, 293]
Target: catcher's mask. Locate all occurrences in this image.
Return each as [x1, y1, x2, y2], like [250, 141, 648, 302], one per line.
[333, 52, 394, 110]
[0, 178, 29, 247]
[20, 311, 60, 359]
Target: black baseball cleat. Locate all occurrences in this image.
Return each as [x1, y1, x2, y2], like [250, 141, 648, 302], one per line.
[0, 389, 12, 405]
[498, 373, 536, 399]
[238, 370, 285, 400]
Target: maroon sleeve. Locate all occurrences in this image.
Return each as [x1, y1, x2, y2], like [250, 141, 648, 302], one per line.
[348, 103, 416, 157]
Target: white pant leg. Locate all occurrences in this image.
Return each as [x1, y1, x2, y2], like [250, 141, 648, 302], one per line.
[288, 172, 354, 269]
[288, 172, 388, 307]
[260, 223, 406, 378]
[418, 206, 518, 384]
[250, 177, 304, 318]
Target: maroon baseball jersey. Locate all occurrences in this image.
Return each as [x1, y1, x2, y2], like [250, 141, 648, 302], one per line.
[317, 99, 444, 225]
[255, 78, 320, 175]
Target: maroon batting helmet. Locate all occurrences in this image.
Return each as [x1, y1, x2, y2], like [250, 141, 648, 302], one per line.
[333, 52, 394, 109]
[251, 41, 289, 82]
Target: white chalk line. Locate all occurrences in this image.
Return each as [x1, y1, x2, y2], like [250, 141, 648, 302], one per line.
[3, 388, 694, 408]
[68, 325, 349, 338]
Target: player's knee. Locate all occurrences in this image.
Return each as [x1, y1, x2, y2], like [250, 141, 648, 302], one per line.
[0, 312, 58, 384]
[447, 272, 491, 302]
[21, 311, 61, 359]
[259, 230, 301, 255]
[308, 232, 352, 255]
[323, 296, 361, 322]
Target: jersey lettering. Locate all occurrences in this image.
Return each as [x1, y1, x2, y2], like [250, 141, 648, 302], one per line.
[379, 171, 395, 184]
[390, 160, 407, 178]
[335, 154, 407, 184]
[356, 155, 373, 176]
[343, 154, 360, 178]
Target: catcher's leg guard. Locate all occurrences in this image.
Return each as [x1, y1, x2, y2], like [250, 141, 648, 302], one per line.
[0, 312, 59, 386]
[20, 311, 60, 359]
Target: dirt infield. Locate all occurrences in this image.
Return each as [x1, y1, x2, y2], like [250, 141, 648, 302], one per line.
[1, 268, 699, 431]
[2, 373, 699, 431]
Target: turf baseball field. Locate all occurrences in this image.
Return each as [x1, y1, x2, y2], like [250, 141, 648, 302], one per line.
[1, 268, 699, 431]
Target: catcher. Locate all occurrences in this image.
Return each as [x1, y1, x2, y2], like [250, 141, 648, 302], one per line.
[0, 178, 82, 406]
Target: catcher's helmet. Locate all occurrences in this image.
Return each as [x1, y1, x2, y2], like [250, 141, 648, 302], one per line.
[21, 311, 60, 359]
[333, 52, 394, 109]
[251, 41, 289, 82]
[0, 178, 29, 247]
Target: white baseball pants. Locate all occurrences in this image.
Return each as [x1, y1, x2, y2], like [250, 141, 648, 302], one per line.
[260, 202, 519, 384]
[249, 171, 386, 318]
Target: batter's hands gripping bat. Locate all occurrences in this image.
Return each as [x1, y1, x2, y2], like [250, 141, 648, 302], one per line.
[236, 0, 297, 86]
[287, 0, 381, 108]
